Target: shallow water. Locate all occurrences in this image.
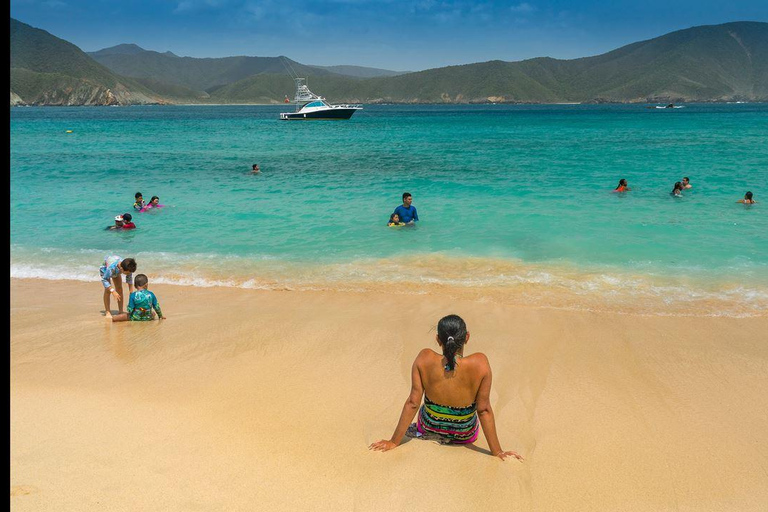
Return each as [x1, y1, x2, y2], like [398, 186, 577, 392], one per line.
[10, 104, 768, 315]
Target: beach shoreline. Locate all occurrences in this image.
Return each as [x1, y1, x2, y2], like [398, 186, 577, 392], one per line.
[10, 277, 768, 511]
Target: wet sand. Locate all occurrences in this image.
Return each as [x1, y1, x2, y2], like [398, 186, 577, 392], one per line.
[10, 278, 768, 511]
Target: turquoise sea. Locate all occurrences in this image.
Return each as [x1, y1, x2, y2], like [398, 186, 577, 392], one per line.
[10, 104, 768, 316]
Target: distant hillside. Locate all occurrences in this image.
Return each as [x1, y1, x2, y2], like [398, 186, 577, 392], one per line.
[88, 46, 339, 93]
[332, 21, 768, 104]
[10, 19, 768, 105]
[168, 21, 768, 104]
[10, 19, 165, 105]
[308, 64, 408, 78]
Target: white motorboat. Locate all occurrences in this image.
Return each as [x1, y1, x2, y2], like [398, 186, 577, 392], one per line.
[280, 78, 361, 120]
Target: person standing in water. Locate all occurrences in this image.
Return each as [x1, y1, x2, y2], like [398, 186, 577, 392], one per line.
[370, 314, 523, 461]
[393, 192, 419, 224]
[681, 177, 692, 189]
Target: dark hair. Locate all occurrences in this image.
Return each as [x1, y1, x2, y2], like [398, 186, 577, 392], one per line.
[389, 213, 400, 222]
[122, 213, 132, 222]
[745, 191, 753, 200]
[683, 177, 690, 181]
[134, 274, 148, 288]
[150, 196, 159, 202]
[437, 314, 468, 371]
[615, 179, 627, 189]
[402, 192, 412, 201]
[121, 258, 137, 273]
[135, 192, 143, 199]
[673, 181, 682, 192]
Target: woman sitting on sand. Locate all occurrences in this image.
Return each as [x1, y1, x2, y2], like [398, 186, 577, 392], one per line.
[369, 314, 523, 461]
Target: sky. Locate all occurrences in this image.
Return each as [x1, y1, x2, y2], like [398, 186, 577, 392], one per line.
[10, 0, 768, 71]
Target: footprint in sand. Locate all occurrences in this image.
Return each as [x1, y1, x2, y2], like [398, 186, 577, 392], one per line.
[11, 485, 38, 496]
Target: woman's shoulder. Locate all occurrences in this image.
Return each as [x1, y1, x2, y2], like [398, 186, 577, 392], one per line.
[415, 348, 440, 361]
[462, 352, 491, 372]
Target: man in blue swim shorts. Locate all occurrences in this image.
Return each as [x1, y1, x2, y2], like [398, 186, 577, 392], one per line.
[393, 192, 419, 225]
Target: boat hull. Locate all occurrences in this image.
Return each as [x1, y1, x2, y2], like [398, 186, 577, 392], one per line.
[280, 108, 359, 120]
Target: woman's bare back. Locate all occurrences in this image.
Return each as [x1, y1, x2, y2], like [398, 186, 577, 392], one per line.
[416, 349, 490, 407]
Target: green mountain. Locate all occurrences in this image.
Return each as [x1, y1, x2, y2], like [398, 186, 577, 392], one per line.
[89, 44, 406, 88]
[187, 21, 768, 104]
[88, 46, 342, 93]
[10, 19, 768, 105]
[307, 64, 408, 78]
[10, 18, 170, 105]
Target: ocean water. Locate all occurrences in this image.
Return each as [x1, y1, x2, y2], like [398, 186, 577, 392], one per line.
[10, 104, 768, 316]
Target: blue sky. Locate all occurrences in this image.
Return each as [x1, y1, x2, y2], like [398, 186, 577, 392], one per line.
[10, 0, 768, 70]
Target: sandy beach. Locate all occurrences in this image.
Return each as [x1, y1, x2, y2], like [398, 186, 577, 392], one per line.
[10, 278, 768, 511]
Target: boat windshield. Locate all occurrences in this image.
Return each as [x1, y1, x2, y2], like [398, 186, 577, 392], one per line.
[304, 101, 326, 108]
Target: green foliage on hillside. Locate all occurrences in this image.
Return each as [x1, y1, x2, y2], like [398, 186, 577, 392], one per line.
[10, 18, 162, 105]
[89, 49, 339, 93]
[203, 22, 768, 104]
[10, 18, 768, 105]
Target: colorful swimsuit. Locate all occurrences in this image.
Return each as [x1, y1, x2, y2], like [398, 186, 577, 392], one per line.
[99, 255, 133, 289]
[127, 289, 163, 321]
[416, 395, 479, 444]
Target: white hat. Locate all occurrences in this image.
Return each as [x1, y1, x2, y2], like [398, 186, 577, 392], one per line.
[114, 215, 124, 222]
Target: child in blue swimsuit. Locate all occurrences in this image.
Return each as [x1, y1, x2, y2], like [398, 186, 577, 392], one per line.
[112, 274, 166, 322]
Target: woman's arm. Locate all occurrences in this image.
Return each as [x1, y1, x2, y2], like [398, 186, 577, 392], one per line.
[369, 355, 425, 452]
[475, 357, 524, 461]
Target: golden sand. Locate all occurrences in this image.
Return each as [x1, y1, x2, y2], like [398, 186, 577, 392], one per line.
[10, 278, 768, 511]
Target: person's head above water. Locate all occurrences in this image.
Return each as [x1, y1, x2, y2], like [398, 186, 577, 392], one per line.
[150, 196, 159, 205]
[745, 191, 754, 202]
[252, 163, 260, 173]
[673, 182, 683, 192]
[615, 179, 628, 190]
[135, 192, 143, 200]
[389, 213, 401, 224]
[436, 314, 469, 371]
[402, 192, 412, 207]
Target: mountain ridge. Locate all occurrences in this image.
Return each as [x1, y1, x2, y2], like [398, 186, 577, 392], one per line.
[10, 18, 768, 105]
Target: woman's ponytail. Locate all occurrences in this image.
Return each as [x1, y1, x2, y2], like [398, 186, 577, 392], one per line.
[437, 315, 467, 371]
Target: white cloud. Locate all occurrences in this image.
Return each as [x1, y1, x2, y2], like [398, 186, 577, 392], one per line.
[509, 2, 534, 14]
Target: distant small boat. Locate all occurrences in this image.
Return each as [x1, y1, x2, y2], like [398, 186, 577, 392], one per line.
[654, 103, 684, 109]
[280, 78, 362, 120]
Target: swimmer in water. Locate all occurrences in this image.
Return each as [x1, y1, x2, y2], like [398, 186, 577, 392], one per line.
[681, 177, 692, 189]
[614, 179, 630, 192]
[144, 196, 163, 210]
[106, 215, 125, 230]
[251, 163, 261, 174]
[671, 182, 683, 197]
[121, 213, 136, 229]
[133, 192, 146, 211]
[737, 191, 756, 204]
[388, 213, 405, 226]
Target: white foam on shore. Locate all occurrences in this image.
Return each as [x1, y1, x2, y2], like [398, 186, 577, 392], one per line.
[11, 249, 768, 318]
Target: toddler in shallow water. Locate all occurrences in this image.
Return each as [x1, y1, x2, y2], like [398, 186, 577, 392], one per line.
[112, 274, 166, 322]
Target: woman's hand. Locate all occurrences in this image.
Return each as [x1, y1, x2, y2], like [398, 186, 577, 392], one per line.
[494, 450, 524, 462]
[368, 440, 398, 452]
